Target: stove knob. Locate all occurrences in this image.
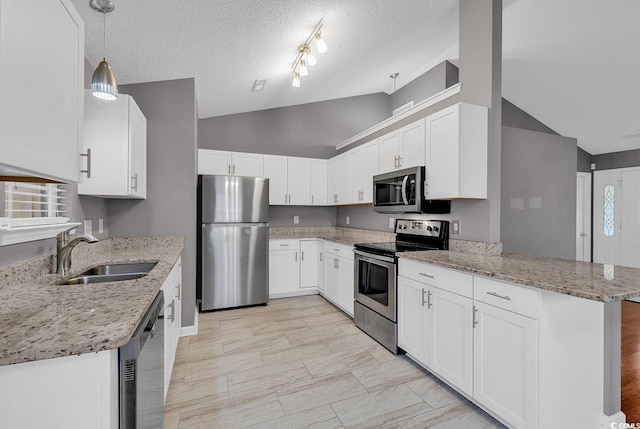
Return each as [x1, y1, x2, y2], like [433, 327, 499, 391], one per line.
[433, 226, 439, 232]
[426, 226, 433, 231]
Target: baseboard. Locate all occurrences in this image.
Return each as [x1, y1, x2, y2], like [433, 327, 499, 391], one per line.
[179, 308, 198, 337]
[269, 289, 319, 299]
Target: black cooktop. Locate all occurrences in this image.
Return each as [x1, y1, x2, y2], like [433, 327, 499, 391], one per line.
[354, 219, 449, 258]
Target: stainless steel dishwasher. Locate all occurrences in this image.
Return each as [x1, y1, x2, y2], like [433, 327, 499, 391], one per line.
[119, 291, 164, 428]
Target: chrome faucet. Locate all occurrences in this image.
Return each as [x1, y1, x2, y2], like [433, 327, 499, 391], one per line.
[56, 227, 98, 275]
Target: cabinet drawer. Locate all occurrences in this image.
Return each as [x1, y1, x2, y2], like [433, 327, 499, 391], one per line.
[324, 241, 354, 261]
[398, 259, 472, 298]
[269, 239, 300, 251]
[474, 276, 539, 319]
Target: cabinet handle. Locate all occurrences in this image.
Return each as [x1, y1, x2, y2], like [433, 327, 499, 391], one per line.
[279, 244, 289, 247]
[421, 288, 426, 307]
[423, 180, 429, 198]
[228, 164, 231, 174]
[334, 258, 339, 269]
[301, 251, 305, 261]
[168, 300, 175, 322]
[80, 148, 92, 179]
[175, 282, 181, 299]
[233, 164, 236, 174]
[295, 251, 298, 262]
[473, 306, 478, 328]
[419, 272, 434, 279]
[289, 194, 292, 204]
[486, 291, 512, 301]
[319, 252, 323, 261]
[427, 290, 432, 308]
[131, 173, 138, 192]
[333, 248, 340, 252]
[393, 155, 398, 169]
[397, 155, 402, 167]
[312, 195, 314, 204]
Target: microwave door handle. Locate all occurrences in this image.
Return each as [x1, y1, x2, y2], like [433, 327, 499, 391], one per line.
[401, 175, 409, 205]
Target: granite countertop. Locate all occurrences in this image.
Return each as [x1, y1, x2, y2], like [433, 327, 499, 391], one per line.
[0, 237, 183, 366]
[400, 251, 640, 303]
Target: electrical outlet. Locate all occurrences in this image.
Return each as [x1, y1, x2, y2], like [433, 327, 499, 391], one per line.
[452, 220, 460, 234]
[293, 215, 299, 224]
[98, 218, 104, 234]
[346, 216, 350, 225]
[84, 219, 93, 236]
[389, 218, 395, 229]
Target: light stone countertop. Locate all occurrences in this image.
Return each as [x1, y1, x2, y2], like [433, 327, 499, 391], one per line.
[0, 237, 183, 366]
[400, 251, 640, 302]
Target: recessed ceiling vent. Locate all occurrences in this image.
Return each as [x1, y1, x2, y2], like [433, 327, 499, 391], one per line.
[252, 79, 267, 92]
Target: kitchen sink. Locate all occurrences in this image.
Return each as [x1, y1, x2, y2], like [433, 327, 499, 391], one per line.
[62, 262, 157, 285]
[80, 262, 157, 276]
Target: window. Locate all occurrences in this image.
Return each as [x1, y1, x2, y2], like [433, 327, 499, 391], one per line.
[1, 182, 69, 228]
[603, 185, 615, 237]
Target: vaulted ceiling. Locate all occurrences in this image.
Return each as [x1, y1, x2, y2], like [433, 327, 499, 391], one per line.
[71, 0, 639, 155]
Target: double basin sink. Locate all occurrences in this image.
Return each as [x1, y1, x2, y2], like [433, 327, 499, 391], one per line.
[63, 262, 157, 285]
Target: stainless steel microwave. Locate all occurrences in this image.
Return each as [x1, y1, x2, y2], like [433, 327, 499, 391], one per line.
[372, 166, 451, 214]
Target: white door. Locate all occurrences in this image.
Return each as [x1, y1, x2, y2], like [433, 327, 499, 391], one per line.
[338, 257, 354, 316]
[309, 159, 328, 205]
[576, 172, 591, 262]
[378, 131, 400, 173]
[361, 140, 379, 203]
[263, 155, 288, 205]
[287, 157, 311, 205]
[129, 99, 147, 198]
[269, 249, 299, 295]
[300, 240, 319, 289]
[398, 118, 426, 169]
[593, 169, 621, 265]
[232, 152, 263, 177]
[621, 170, 640, 268]
[429, 287, 473, 396]
[324, 254, 340, 302]
[327, 157, 339, 205]
[338, 154, 350, 205]
[198, 149, 231, 175]
[397, 276, 428, 365]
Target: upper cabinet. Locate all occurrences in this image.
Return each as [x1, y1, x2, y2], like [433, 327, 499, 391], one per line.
[0, 0, 84, 183]
[198, 149, 263, 177]
[378, 119, 426, 174]
[425, 103, 488, 200]
[79, 92, 147, 199]
[348, 140, 379, 204]
[309, 159, 328, 205]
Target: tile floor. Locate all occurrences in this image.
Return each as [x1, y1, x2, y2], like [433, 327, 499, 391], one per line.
[164, 295, 506, 428]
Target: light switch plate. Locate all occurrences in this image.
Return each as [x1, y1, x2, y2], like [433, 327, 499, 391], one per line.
[346, 216, 350, 225]
[98, 218, 104, 234]
[293, 216, 299, 224]
[452, 220, 460, 234]
[84, 219, 92, 236]
[389, 218, 395, 229]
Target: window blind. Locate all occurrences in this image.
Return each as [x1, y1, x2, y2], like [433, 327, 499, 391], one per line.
[1, 182, 69, 228]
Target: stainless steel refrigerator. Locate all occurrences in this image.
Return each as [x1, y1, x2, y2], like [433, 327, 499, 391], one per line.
[197, 175, 269, 311]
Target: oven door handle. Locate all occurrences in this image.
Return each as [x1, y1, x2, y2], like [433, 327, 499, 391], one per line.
[401, 175, 409, 205]
[354, 249, 396, 264]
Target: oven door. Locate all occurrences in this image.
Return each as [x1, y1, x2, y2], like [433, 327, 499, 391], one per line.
[354, 250, 397, 322]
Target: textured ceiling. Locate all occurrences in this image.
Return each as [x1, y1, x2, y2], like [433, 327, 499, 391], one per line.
[71, 0, 640, 155]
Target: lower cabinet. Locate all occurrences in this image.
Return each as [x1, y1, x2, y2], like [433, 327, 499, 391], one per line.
[269, 240, 301, 297]
[162, 256, 183, 401]
[323, 242, 354, 317]
[300, 239, 324, 289]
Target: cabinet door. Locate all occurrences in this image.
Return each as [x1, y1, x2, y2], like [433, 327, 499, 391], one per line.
[378, 131, 400, 173]
[0, 0, 83, 183]
[429, 287, 473, 396]
[310, 159, 328, 205]
[338, 257, 354, 316]
[398, 119, 426, 169]
[287, 157, 311, 205]
[317, 243, 325, 291]
[263, 155, 288, 205]
[426, 105, 459, 199]
[269, 249, 300, 295]
[361, 140, 379, 203]
[300, 240, 319, 289]
[198, 149, 232, 175]
[473, 301, 538, 429]
[128, 98, 147, 198]
[348, 147, 363, 203]
[338, 154, 350, 205]
[232, 152, 263, 177]
[324, 253, 341, 303]
[397, 276, 428, 364]
[327, 157, 340, 204]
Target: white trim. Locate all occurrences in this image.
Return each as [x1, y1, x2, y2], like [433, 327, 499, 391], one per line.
[0, 222, 80, 246]
[269, 289, 319, 299]
[179, 308, 198, 337]
[335, 83, 462, 150]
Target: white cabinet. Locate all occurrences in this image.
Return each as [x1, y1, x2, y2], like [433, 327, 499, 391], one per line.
[263, 156, 313, 205]
[327, 156, 340, 204]
[0, 350, 118, 429]
[197, 149, 264, 177]
[269, 240, 301, 297]
[300, 240, 323, 289]
[378, 119, 425, 174]
[397, 259, 473, 396]
[322, 242, 354, 317]
[309, 159, 328, 205]
[0, 0, 84, 183]
[327, 154, 349, 205]
[79, 92, 147, 199]
[348, 140, 379, 204]
[425, 103, 488, 199]
[162, 257, 183, 401]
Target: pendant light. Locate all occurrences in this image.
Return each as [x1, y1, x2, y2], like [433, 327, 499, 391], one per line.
[90, 0, 118, 100]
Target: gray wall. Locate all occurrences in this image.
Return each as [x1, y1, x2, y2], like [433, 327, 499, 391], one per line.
[502, 99, 558, 135]
[108, 78, 198, 327]
[592, 149, 640, 171]
[392, 61, 458, 111]
[269, 206, 336, 227]
[199, 93, 391, 159]
[578, 147, 592, 172]
[501, 126, 577, 259]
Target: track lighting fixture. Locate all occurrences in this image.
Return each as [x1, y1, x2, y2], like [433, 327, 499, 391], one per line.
[291, 19, 328, 88]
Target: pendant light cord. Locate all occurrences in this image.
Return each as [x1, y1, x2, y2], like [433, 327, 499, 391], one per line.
[102, 11, 106, 60]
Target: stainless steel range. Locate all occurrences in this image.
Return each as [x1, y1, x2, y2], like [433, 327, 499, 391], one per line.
[353, 219, 449, 354]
